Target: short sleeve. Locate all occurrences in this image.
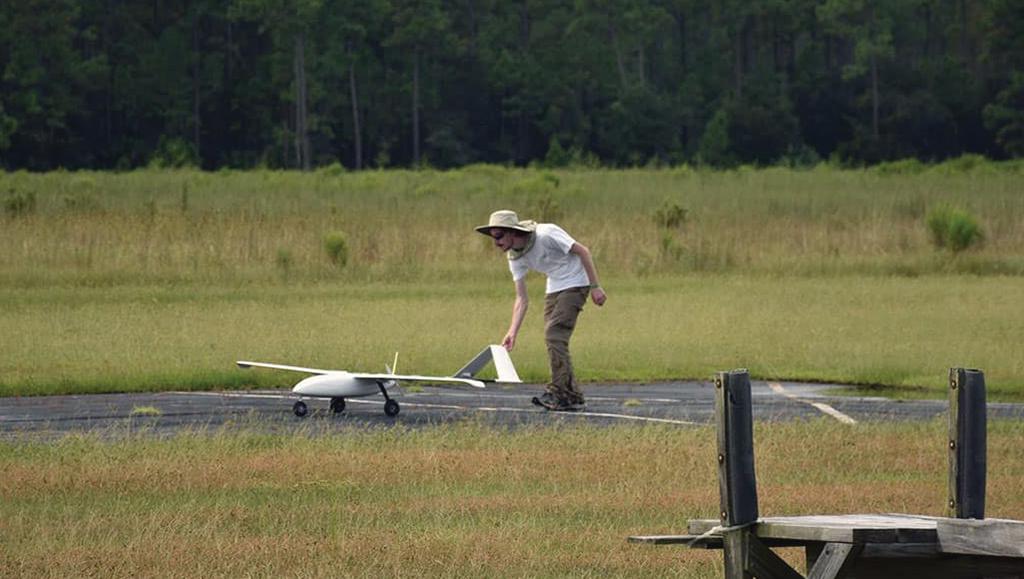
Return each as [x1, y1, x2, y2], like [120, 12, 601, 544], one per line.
[508, 258, 528, 281]
[543, 225, 576, 254]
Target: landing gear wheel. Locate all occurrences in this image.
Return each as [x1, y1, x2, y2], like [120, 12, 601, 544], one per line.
[292, 400, 309, 418]
[330, 398, 346, 414]
[384, 399, 400, 417]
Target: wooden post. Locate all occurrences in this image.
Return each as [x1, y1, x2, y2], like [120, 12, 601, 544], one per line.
[716, 369, 758, 579]
[716, 369, 759, 526]
[947, 367, 986, 519]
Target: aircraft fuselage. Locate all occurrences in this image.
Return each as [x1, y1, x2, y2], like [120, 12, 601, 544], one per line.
[292, 373, 386, 398]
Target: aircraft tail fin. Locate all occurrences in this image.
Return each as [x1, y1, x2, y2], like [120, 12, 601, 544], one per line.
[454, 345, 522, 383]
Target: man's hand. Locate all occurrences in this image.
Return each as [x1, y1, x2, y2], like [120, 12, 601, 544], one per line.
[502, 331, 517, 350]
[591, 287, 607, 306]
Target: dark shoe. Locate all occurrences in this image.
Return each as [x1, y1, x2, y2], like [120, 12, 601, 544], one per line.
[549, 399, 583, 412]
[532, 392, 558, 408]
[537, 394, 581, 412]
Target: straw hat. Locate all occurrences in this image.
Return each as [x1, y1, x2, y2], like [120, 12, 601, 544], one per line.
[474, 210, 537, 236]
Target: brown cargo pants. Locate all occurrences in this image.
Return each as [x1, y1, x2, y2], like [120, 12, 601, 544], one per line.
[544, 286, 589, 403]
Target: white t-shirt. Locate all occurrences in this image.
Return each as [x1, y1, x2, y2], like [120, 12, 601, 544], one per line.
[508, 223, 590, 294]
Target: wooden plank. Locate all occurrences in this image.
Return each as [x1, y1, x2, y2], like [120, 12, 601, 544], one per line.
[946, 367, 960, 519]
[627, 535, 723, 548]
[805, 542, 824, 571]
[744, 533, 805, 579]
[716, 370, 759, 527]
[807, 543, 862, 579]
[937, 517, 1024, 557]
[947, 367, 987, 519]
[845, 554, 1024, 579]
[689, 515, 939, 545]
[628, 534, 808, 549]
[860, 541, 937, 553]
[859, 543, 940, 558]
[722, 530, 750, 579]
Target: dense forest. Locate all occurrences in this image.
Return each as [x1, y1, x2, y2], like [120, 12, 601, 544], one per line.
[1, 0, 1023, 171]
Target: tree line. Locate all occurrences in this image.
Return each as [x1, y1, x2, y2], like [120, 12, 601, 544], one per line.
[1, 0, 1022, 171]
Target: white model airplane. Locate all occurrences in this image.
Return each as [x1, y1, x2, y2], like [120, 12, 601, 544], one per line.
[237, 345, 521, 417]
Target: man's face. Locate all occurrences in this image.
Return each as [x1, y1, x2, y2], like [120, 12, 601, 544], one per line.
[489, 228, 517, 252]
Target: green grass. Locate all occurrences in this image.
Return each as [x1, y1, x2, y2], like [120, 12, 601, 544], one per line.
[129, 405, 162, 417]
[1, 420, 1022, 577]
[2, 164, 1024, 398]
[1, 275, 1022, 399]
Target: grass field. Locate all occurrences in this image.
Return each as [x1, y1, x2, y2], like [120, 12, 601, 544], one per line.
[2, 164, 1024, 577]
[2, 420, 1023, 577]
[3, 161, 1024, 286]
[2, 162, 1023, 397]
[1, 275, 1023, 399]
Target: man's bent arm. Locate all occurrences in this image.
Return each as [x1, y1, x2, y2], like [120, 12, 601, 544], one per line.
[503, 278, 529, 350]
[570, 242, 607, 306]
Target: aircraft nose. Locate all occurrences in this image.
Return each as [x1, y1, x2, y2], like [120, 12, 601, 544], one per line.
[291, 373, 358, 398]
[293, 374, 331, 396]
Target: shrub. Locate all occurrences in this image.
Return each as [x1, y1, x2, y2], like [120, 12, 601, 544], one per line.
[276, 247, 294, 274]
[323, 231, 349, 268]
[697, 108, 734, 168]
[781, 144, 822, 169]
[149, 136, 199, 169]
[659, 231, 685, 262]
[528, 194, 562, 222]
[508, 174, 556, 198]
[544, 137, 571, 168]
[62, 191, 100, 211]
[3, 187, 36, 217]
[873, 158, 926, 175]
[317, 162, 347, 177]
[926, 204, 984, 253]
[936, 154, 991, 174]
[654, 201, 688, 229]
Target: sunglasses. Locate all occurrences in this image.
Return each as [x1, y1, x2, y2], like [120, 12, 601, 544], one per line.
[490, 230, 508, 240]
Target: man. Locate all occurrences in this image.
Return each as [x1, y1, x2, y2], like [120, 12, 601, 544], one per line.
[475, 210, 607, 411]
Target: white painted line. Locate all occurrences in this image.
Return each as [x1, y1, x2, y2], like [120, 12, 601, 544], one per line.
[807, 401, 858, 424]
[183, 391, 290, 400]
[178, 391, 697, 426]
[769, 383, 857, 424]
[592, 397, 682, 404]
[560, 411, 698, 426]
[377, 400, 699, 426]
[183, 390, 679, 404]
[387, 390, 682, 404]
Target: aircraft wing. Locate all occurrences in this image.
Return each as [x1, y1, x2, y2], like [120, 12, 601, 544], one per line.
[350, 373, 486, 389]
[236, 361, 332, 375]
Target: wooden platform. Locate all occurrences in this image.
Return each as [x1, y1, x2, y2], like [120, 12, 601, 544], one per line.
[634, 514, 1024, 553]
[631, 514, 1024, 578]
[688, 514, 940, 544]
[629, 368, 1024, 578]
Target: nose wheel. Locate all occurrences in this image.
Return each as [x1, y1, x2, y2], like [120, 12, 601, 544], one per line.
[292, 400, 308, 417]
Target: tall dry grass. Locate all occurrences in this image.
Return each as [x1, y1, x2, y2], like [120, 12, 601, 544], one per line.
[2, 162, 1023, 286]
[1, 420, 1022, 577]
